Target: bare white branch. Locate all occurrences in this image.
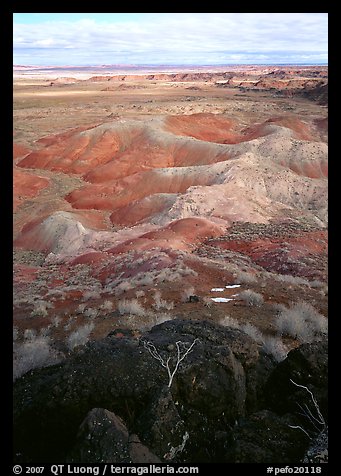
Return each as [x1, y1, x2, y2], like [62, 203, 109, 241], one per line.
[288, 424, 312, 439]
[143, 338, 199, 387]
[290, 379, 325, 427]
[288, 379, 326, 440]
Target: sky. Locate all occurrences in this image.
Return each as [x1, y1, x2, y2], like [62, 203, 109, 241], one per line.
[13, 13, 328, 66]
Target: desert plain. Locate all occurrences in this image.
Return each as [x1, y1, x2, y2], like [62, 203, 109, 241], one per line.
[13, 64, 328, 463]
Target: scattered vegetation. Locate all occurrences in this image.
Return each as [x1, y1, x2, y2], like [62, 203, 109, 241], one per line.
[100, 300, 114, 312]
[135, 290, 145, 299]
[66, 322, 95, 351]
[239, 289, 264, 307]
[152, 291, 174, 311]
[261, 335, 289, 362]
[181, 286, 196, 303]
[30, 300, 54, 317]
[13, 332, 63, 381]
[276, 300, 328, 342]
[77, 303, 86, 314]
[82, 290, 101, 301]
[83, 308, 99, 319]
[219, 316, 288, 362]
[115, 280, 134, 294]
[235, 270, 258, 284]
[202, 296, 213, 308]
[118, 298, 146, 316]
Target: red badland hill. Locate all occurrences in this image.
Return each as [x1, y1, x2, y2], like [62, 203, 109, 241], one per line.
[13, 67, 328, 353]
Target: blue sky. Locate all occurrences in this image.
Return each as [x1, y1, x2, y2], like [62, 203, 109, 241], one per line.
[13, 13, 328, 66]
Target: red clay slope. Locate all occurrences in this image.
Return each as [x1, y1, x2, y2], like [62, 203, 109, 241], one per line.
[107, 217, 225, 253]
[13, 169, 50, 211]
[15, 112, 328, 239]
[13, 143, 30, 161]
[165, 113, 323, 143]
[17, 123, 141, 174]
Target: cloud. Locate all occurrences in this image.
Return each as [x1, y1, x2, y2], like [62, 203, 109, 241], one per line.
[13, 13, 328, 65]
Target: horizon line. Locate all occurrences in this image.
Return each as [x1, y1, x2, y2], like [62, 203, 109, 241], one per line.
[13, 62, 329, 68]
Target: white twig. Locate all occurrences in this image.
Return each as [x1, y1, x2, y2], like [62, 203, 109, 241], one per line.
[143, 338, 199, 387]
[289, 379, 326, 439]
[288, 424, 312, 439]
[290, 379, 325, 427]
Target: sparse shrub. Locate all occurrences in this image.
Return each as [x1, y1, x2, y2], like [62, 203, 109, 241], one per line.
[100, 300, 113, 312]
[133, 272, 155, 287]
[202, 296, 213, 308]
[219, 316, 240, 329]
[271, 302, 288, 313]
[178, 267, 198, 277]
[67, 322, 95, 351]
[118, 298, 145, 316]
[276, 274, 310, 286]
[51, 316, 62, 328]
[154, 313, 173, 326]
[30, 300, 54, 317]
[240, 323, 263, 343]
[24, 328, 37, 340]
[219, 316, 288, 362]
[319, 287, 328, 298]
[115, 280, 134, 294]
[155, 268, 173, 283]
[261, 335, 288, 362]
[181, 286, 195, 303]
[13, 335, 62, 380]
[64, 317, 76, 331]
[82, 290, 101, 301]
[153, 291, 174, 311]
[77, 303, 86, 314]
[84, 308, 98, 319]
[161, 271, 183, 283]
[276, 300, 328, 342]
[135, 290, 145, 299]
[309, 280, 325, 288]
[39, 326, 51, 337]
[235, 271, 258, 284]
[239, 289, 264, 307]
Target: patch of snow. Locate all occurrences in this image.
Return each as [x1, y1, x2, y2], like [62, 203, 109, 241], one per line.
[211, 297, 234, 303]
[211, 287, 225, 292]
[225, 284, 241, 289]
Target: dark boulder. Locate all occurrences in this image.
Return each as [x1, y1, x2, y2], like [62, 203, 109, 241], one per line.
[225, 410, 310, 463]
[13, 336, 165, 463]
[133, 319, 271, 462]
[13, 319, 327, 463]
[68, 408, 160, 463]
[264, 337, 328, 421]
[135, 386, 187, 461]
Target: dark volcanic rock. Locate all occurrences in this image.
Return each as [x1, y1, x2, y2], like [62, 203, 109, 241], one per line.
[135, 386, 187, 461]
[264, 337, 328, 419]
[13, 319, 327, 463]
[225, 410, 310, 463]
[13, 336, 166, 463]
[68, 408, 160, 463]
[141, 320, 263, 420]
